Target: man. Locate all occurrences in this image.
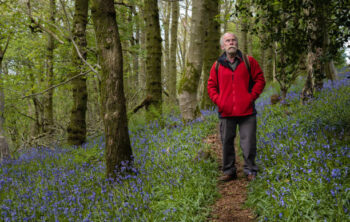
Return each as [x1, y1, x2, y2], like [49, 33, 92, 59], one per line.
[207, 32, 265, 182]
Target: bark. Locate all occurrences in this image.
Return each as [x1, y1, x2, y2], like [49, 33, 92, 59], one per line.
[144, 0, 162, 120]
[178, 0, 206, 121]
[0, 37, 10, 160]
[131, 6, 140, 99]
[301, 0, 326, 103]
[200, 0, 220, 109]
[248, 32, 253, 55]
[67, 0, 88, 146]
[168, 0, 179, 104]
[323, 26, 337, 80]
[163, 1, 171, 92]
[222, 0, 233, 33]
[265, 46, 274, 82]
[301, 51, 315, 104]
[28, 65, 44, 136]
[44, 0, 56, 135]
[91, 0, 133, 178]
[324, 60, 337, 80]
[181, 0, 190, 74]
[138, 6, 146, 94]
[237, 0, 249, 53]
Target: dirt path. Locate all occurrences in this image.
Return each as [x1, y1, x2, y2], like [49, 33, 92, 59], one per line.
[205, 125, 256, 222]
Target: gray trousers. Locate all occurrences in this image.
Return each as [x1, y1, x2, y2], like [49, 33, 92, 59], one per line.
[219, 114, 258, 176]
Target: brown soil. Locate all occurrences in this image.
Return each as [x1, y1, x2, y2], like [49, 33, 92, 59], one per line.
[205, 125, 256, 222]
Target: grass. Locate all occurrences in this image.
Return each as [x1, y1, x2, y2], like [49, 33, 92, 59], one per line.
[246, 70, 350, 221]
[1, 69, 349, 221]
[0, 109, 219, 221]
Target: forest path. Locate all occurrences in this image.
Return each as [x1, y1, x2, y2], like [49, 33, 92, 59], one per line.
[205, 124, 256, 222]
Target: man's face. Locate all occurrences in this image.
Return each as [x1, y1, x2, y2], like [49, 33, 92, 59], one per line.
[221, 33, 238, 55]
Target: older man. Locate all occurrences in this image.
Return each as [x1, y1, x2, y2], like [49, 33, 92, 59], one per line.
[207, 32, 266, 181]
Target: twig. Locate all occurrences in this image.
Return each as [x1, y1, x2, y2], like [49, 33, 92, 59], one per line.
[114, 1, 133, 9]
[21, 70, 92, 99]
[26, 0, 65, 44]
[58, 0, 100, 77]
[7, 105, 36, 121]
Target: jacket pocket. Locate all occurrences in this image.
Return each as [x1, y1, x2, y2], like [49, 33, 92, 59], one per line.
[236, 93, 253, 115]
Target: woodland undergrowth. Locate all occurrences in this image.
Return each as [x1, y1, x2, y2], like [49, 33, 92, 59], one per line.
[1, 70, 349, 221]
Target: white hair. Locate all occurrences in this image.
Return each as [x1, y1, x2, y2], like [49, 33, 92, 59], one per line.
[220, 32, 238, 47]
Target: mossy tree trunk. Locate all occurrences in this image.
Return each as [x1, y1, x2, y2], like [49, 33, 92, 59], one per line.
[67, 0, 88, 146]
[44, 0, 56, 135]
[91, 0, 133, 179]
[162, 1, 170, 94]
[200, 0, 220, 109]
[144, 0, 162, 120]
[0, 37, 10, 160]
[178, 0, 205, 121]
[138, 5, 146, 98]
[168, 0, 179, 104]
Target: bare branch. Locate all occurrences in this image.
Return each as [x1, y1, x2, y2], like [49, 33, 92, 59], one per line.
[59, 0, 100, 77]
[2, 35, 10, 56]
[21, 70, 92, 99]
[114, 1, 133, 9]
[26, 0, 65, 44]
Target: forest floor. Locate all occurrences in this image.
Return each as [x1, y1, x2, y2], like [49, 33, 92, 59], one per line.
[205, 125, 256, 222]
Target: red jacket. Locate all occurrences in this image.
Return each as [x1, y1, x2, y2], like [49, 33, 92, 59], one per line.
[207, 52, 265, 117]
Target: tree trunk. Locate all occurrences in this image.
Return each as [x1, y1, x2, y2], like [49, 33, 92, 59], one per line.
[0, 38, 10, 160]
[138, 6, 146, 95]
[178, 0, 206, 121]
[265, 46, 274, 82]
[91, 0, 133, 179]
[248, 32, 253, 55]
[301, 0, 326, 103]
[181, 0, 190, 74]
[67, 0, 88, 146]
[324, 60, 337, 80]
[144, 0, 162, 120]
[241, 22, 248, 53]
[163, 1, 171, 93]
[168, 0, 179, 104]
[44, 0, 56, 135]
[222, 0, 233, 33]
[301, 51, 315, 104]
[200, 0, 220, 109]
[131, 5, 140, 100]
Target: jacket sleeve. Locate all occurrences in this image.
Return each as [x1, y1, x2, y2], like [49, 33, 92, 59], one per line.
[249, 56, 266, 101]
[207, 62, 220, 105]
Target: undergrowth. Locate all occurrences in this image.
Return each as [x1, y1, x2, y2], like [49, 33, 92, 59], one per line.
[246, 71, 350, 221]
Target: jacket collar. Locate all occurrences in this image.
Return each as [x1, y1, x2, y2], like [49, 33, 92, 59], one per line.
[217, 50, 243, 70]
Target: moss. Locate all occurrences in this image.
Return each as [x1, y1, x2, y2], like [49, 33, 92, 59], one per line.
[178, 63, 201, 95]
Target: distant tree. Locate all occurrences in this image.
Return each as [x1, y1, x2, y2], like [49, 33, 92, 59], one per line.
[301, 0, 349, 103]
[0, 36, 10, 160]
[91, 0, 133, 178]
[67, 0, 89, 146]
[239, 0, 307, 100]
[144, 0, 162, 120]
[168, 0, 179, 104]
[43, 0, 56, 135]
[178, 0, 206, 121]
